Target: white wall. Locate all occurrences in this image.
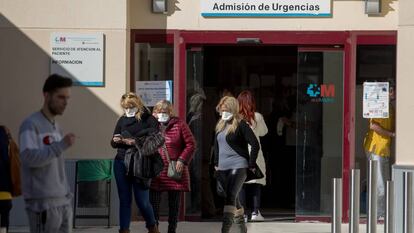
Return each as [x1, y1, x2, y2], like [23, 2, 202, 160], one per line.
[0, 1, 129, 159]
[130, 0, 398, 30]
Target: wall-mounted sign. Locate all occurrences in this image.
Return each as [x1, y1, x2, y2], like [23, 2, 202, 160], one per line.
[363, 82, 389, 118]
[50, 33, 104, 87]
[306, 83, 335, 103]
[136, 81, 173, 107]
[201, 0, 331, 17]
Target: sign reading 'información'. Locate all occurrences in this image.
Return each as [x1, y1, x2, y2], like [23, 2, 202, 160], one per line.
[201, 0, 331, 17]
[50, 33, 104, 87]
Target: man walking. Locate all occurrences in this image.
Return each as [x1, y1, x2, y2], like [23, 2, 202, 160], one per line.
[19, 74, 76, 233]
[364, 83, 396, 219]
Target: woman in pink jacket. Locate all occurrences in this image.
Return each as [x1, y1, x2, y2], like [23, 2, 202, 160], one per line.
[150, 100, 196, 233]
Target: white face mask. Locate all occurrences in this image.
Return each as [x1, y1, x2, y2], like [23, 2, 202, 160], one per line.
[125, 107, 138, 117]
[157, 113, 170, 123]
[221, 111, 233, 121]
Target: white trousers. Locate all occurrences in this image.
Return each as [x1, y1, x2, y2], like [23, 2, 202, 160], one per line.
[366, 152, 391, 217]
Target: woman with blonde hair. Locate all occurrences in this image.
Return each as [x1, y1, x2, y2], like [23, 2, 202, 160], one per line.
[150, 100, 195, 233]
[111, 92, 160, 233]
[212, 96, 260, 233]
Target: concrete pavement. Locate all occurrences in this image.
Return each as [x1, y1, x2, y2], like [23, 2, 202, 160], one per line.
[9, 221, 386, 233]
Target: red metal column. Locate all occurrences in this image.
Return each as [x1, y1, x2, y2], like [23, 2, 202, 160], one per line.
[343, 32, 357, 222]
[173, 30, 187, 220]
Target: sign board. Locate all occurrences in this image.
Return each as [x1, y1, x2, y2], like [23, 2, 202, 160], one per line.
[136, 81, 173, 107]
[201, 0, 331, 17]
[363, 82, 389, 118]
[50, 33, 104, 86]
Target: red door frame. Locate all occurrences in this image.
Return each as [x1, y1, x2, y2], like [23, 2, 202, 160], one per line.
[130, 29, 397, 222]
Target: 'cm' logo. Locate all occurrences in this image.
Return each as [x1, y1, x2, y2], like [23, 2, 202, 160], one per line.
[307, 84, 335, 97]
[54, 37, 66, 43]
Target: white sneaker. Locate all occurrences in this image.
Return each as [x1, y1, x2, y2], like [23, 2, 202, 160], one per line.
[250, 210, 265, 221]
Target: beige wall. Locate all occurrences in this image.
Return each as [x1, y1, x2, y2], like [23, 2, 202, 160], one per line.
[396, 0, 414, 165]
[129, 0, 398, 30]
[0, 1, 129, 159]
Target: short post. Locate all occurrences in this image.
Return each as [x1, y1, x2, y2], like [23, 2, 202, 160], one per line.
[403, 172, 413, 233]
[350, 169, 360, 233]
[367, 160, 378, 233]
[385, 180, 394, 233]
[332, 178, 343, 233]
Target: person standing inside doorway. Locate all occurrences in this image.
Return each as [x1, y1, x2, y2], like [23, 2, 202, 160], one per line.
[363, 83, 396, 219]
[19, 74, 75, 233]
[237, 90, 268, 222]
[213, 96, 260, 233]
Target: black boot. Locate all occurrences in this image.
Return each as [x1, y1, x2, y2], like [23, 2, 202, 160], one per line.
[167, 223, 177, 233]
[234, 208, 247, 233]
[222, 205, 236, 233]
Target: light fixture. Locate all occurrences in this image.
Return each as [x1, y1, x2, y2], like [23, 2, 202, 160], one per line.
[365, 0, 381, 15]
[152, 0, 168, 14]
[236, 38, 262, 44]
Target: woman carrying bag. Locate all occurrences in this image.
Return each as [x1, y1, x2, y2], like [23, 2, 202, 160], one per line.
[111, 92, 160, 233]
[150, 100, 195, 233]
[213, 96, 260, 233]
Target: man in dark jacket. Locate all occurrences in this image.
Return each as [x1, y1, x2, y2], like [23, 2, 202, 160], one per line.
[0, 126, 12, 233]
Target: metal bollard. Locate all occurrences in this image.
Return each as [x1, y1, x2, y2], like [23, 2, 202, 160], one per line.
[332, 178, 342, 233]
[403, 172, 413, 233]
[367, 160, 378, 233]
[350, 169, 360, 233]
[385, 180, 394, 233]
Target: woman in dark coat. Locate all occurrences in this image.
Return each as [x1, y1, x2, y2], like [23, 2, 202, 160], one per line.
[111, 92, 159, 233]
[150, 100, 196, 233]
[213, 96, 260, 233]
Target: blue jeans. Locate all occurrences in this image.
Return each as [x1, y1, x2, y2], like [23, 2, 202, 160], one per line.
[114, 159, 156, 230]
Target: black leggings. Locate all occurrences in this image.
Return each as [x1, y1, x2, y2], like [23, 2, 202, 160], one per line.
[239, 183, 262, 213]
[0, 200, 12, 229]
[149, 190, 181, 228]
[217, 168, 247, 208]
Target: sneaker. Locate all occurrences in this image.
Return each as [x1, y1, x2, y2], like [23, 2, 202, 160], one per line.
[250, 210, 265, 222]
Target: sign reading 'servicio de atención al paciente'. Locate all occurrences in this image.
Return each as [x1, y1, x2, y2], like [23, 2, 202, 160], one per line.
[201, 0, 331, 17]
[50, 33, 104, 87]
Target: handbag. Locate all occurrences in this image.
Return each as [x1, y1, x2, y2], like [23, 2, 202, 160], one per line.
[245, 164, 264, 182]
[162, 145, 182, 181]
[135, 131, 165, 156]
[124, 148, 163, 179]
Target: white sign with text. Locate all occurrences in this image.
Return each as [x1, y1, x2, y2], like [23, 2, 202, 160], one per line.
[50, 33, 104, 86]
[201, 0, 331, 17]
[363, 82, 389, 118]
[136, 81, 173, 107]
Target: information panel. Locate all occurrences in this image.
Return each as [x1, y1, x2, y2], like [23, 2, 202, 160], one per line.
[50, 33, 104, 87]
[201, 0, 332, 17]
[363, 82, 389, 118]
[136, 81, 173, 107]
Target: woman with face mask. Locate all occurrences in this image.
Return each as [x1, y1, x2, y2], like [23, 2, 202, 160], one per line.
[150, 100, 195, 233]
[111, 92, 160, 233]
[213, 96, 260, 233]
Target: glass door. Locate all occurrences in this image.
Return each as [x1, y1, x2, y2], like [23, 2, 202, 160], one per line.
[185, 48, 205, 216]
[296, 49, 344, 216]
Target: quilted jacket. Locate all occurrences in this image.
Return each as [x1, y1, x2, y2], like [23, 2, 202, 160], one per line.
[150, 117, 196, 192]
